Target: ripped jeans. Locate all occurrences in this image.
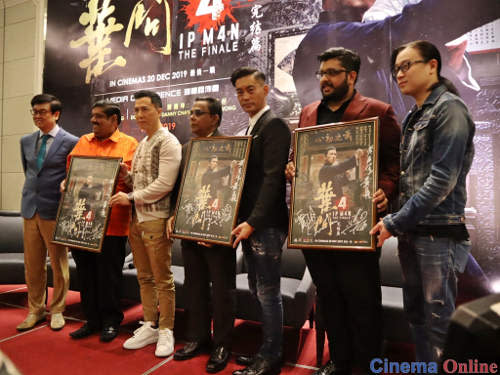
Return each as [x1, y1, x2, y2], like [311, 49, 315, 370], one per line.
[398, 234, 471, 362]
[242, 227, 287, 362]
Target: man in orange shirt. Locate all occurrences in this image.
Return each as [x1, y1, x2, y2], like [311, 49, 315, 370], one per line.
[67, 101, 138, 342]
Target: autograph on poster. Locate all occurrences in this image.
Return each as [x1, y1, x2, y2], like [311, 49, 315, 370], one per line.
[53, 156, 121, 252]
[289, 118, 379, 251]
[172, 137, 251, 246]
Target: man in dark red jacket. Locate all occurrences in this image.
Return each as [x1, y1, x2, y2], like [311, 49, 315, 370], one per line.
[286, 47, 400, 375]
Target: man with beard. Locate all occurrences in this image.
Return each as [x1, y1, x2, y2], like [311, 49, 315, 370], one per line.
[286, 47, 400, 375]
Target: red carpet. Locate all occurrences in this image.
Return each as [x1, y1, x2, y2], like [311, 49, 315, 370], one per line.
[0, 284, 413, 374]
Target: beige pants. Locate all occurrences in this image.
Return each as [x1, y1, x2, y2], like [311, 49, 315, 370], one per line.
[129, 217, 175, 329]
[23, 214, 69, 314]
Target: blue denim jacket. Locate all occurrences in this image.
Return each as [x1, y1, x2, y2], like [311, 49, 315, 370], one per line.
[383, 84, 475, 236]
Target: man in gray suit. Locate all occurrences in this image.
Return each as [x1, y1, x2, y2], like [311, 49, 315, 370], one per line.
[18, 94, 78, 331]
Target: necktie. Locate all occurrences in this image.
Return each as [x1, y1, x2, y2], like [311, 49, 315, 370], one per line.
[37, 135, 49, 170]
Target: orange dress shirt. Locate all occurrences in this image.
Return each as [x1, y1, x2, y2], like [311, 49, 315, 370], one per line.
[68, 129, 138, 236]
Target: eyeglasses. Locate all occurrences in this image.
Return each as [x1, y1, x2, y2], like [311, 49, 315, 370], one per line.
[315, 69, 348, 80]
[190, 109, 209, 116]
[392, 60, 426, 78]
[30, 109, 50, 116]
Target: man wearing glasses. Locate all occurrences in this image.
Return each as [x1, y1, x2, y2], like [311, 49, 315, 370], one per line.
[18, 94, 78, 331]
[170, 97, 236, 373]
[285, 47, 400, 375]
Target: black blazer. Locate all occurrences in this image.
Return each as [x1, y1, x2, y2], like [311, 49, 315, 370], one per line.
[238, 110, 291, 231]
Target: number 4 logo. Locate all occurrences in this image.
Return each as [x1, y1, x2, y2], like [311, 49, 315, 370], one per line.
[196, 0, 224, 21]
[337, 196, 348, 210]
[181, 0, 237, 33]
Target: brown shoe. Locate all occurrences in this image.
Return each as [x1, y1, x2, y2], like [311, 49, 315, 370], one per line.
[16, 312, 47, 331]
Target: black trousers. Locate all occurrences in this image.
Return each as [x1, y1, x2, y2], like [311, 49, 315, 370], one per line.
[182, 239, 236, 347]
[303, 249, 383, 369]
[72, 236, 127, 328]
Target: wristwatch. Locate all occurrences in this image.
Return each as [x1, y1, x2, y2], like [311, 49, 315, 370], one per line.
[127, 192, 134, 201]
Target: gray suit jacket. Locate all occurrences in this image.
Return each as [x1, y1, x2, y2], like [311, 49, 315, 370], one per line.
[20, 127, 78, 220]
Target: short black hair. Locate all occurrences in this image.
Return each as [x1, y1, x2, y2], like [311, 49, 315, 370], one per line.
[325, 146, 337, 156]
[209, 154, 218, 161]
[318, 47, 361, 76]
[31, 94, 62, 115]
[134, 90, 162, 108]
[92, 100, 122, 124]
[230, 67, 266, 86]
[195, 96, 222, 127]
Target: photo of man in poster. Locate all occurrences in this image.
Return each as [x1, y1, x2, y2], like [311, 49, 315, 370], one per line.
[200, 155, 232, 209]
[318, 146, 361, 202]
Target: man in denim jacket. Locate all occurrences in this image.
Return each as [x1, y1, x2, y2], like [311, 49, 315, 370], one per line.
[371, 41, 475, 363]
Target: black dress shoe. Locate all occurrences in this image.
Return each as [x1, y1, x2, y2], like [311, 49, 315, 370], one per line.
[236, 355, 255, 366]
[100, 326, 119, 342]
[313, 361, 351, 375]
[69, 323, 98, 339]
[232, 356, 281, 375]
[206, 346, 231, 373]
[173, 341, 210, 361]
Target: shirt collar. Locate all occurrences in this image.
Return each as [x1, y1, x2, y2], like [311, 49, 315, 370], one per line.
[249, 105, 270, 128]
[410, 84, 448, 114]
[86, 129, 121, 143]
[422, 83, 448, 107]
[39, 124, 60, 138]
[319, 11, 338, 23]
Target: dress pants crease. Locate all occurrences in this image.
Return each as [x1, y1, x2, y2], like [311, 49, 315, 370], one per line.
[182, 240, 236, 346]
[23, 214, 69, 315]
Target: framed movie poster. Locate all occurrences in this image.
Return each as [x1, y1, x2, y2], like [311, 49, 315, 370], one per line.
[289, 118, 379, 251]
[53, 156, 122, 252]
[172, 137, 252, 246]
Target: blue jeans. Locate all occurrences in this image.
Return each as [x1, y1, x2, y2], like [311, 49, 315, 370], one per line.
[398, 234, 470, 362]
[242, 227, 286, 362]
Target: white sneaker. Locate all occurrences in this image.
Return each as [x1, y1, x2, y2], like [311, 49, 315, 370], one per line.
[50, 313, 65, 331]
[123, 321, 158, 349]
[155, 328, 174, 357]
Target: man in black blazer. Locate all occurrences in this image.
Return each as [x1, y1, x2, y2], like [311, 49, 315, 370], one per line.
[18, 94, 78, 331]
[171, 97, 236, 373]
[230, 68, 291, 375]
